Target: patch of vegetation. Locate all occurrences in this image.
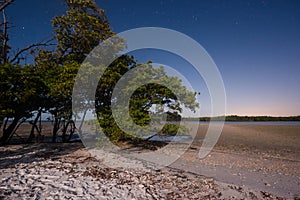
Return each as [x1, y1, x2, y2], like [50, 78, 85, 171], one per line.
[184, 115, 300, 122]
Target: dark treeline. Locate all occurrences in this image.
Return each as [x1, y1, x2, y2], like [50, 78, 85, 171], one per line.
[184, 115, 300, 122]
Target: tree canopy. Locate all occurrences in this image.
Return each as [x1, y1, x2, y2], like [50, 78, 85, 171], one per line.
[0, 0, 199, 145]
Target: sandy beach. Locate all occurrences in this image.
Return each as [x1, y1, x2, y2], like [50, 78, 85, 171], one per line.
[0, 124, 299, 199]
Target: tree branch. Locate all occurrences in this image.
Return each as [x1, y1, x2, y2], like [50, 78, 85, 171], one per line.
[0, 0, 14, 11]
[1, 9, 8, 63]
[10, 40, 55, 64]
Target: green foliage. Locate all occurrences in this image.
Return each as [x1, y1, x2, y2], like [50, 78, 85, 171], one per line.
[95, 60, 199, 143]
[0, 63, 48, 144]
[51, 0, 113, 64]
[0, 0, 200, 146]
[158, 124, 189, 136]
[0, 64, 47, 118]
[32, 0, 117, 141]
[95, 55, 136, 142]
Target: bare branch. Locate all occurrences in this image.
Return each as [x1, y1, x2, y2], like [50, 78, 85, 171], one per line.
[1, 9, 8, 64]
[10, 39, 55, 63]
[0, 0, 14, 11]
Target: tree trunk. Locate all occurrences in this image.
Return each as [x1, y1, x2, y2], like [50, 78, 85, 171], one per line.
[27, 109, 42, 143]
[0, 117, 3, 130]
[62, 113, 74, 142]
[52, 117, 60, 142]
[0, 117, 19, 145]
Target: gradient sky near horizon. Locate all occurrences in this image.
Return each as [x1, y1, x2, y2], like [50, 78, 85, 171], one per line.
[5, 0, 300, 117]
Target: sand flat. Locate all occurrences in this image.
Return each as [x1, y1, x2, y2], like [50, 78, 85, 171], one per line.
[171, 124, 300, 198]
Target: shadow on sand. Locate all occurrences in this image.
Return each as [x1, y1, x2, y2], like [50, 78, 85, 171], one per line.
[0, 142, 84, 169]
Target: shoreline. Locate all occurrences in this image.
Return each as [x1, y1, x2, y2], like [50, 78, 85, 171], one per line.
[0, 143, 289, 199]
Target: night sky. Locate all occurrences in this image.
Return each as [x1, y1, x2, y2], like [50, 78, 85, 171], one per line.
[5, 0, 300, 116]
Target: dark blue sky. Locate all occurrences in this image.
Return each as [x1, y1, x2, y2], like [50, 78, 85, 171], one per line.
[5, 0, 300, 116]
